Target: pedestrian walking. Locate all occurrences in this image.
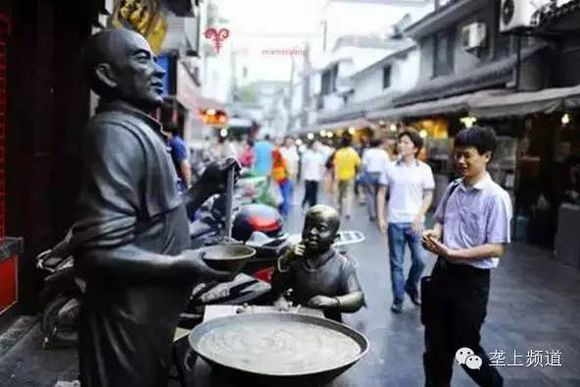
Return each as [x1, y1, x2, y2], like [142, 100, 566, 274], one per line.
[361, 138, 390, 221]
[253, 134, 274, 177]
[280, 136, 299, 181]
[333, 136, 361, 219]
[239, 139, 255, 168]
[421, 126, 512, 387]
[301, 140, 325, 209]
[272, 146, 291, 216]
[377, 129, 434, 314]
[162, 121, 192, 192]
[354, 136, 370, 205]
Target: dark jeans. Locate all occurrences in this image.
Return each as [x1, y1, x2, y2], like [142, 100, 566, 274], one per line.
[302, 180, 319, 208]
[387, 223, 425, 304]
[363, 172, 381, 219]
[422, 259, 503, 387]
[278, 179, 292, 216]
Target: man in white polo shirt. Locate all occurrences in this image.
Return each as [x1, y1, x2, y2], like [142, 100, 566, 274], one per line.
[377, 129, 435, 314]
[421, 126, 511, 387]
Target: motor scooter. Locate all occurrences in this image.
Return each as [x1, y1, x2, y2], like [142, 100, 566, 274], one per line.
[35, 199, 288, 348]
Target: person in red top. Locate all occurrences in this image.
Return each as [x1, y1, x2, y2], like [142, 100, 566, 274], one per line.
[239, 139, 255, 168]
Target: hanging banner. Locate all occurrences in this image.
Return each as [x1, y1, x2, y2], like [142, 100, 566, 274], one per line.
[109, 0, 168, 54]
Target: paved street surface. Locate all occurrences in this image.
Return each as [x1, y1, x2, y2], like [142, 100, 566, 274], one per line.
[1, 188, 580, 386]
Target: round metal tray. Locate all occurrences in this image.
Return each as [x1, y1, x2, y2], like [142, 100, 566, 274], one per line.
[189, 312, 369, 385]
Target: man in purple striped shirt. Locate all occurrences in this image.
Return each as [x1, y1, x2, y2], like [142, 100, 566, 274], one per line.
[421, 126, 512, 387]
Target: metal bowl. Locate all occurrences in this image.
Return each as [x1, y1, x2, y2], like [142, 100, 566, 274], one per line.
[200, 244, 256, 273]
[189, 312, 369, 386]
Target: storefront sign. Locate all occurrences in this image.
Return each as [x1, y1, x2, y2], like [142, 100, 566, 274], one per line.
[110, 0, 168, 53]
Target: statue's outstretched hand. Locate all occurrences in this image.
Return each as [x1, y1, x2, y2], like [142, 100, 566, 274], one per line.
[179, 250, 236, 282]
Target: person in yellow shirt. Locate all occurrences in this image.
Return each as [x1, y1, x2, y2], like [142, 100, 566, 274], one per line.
[333, 136, 361, 219]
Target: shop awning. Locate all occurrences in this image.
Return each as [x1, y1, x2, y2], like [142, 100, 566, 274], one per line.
[367, 90, 504, 120]
[470, 84, 580, 118]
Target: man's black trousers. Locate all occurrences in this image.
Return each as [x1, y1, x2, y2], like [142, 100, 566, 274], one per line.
[422, 258, 503, 387]
[302, 180, 319, 208]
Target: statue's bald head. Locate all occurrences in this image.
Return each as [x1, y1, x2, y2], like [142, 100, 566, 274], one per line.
[82, 29, 165, 109]
[306, 205, 340, 234]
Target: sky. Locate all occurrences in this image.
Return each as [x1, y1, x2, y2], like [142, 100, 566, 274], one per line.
[202, 0, 433, 89]
[212, 0, 327, 82]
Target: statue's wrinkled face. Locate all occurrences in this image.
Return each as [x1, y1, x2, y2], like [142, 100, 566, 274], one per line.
[302, 205, 339, 254]
[113, 33, 165, 109]
[86, 30, 165, 110]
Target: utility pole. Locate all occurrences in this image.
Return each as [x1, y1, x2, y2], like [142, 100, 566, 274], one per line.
[229, 48, 237, 103]
[301, 43, 311, 131]
[285, 56, 296, 135]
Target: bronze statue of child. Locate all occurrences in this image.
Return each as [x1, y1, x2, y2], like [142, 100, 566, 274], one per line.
[271, 205, 365, 322]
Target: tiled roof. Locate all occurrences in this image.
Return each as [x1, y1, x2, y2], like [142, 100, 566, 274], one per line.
[392, 45, 545, 107]
[539, 0, 580, 25]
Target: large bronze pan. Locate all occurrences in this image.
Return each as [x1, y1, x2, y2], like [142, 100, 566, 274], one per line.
[189, 312, 369, 386]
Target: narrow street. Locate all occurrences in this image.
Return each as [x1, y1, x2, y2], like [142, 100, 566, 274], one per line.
[0, 188, 579, 386]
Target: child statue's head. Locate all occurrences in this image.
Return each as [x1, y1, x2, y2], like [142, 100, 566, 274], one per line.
[302, 205, 340, 254]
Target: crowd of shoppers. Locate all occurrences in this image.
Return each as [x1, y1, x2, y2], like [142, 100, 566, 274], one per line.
[178, 124, 511, 387]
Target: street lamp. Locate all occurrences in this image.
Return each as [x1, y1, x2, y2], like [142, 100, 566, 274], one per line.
[460, 116, 478, 128]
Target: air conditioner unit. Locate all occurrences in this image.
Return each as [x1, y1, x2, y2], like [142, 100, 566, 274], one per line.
[461, 22, 487, 51]
[499, 0, 552, 32]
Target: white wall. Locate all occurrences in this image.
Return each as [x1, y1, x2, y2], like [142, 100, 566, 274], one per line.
[351, 48, 419, 103]
[320, 1, 433, 53]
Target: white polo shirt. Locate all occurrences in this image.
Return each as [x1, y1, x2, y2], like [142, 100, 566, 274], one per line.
[379, 159, 435, 224]
[362, 148, 390, 173]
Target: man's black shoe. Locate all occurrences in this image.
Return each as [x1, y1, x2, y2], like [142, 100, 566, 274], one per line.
[405, 286, 421, 306]
[390, 302, 403, 314]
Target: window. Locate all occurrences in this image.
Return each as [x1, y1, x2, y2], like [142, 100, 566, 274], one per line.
[382, 65, 392, 89]
[433, 30, 454, 76]
[321, 69, 332, 96]
[320, 64, 339, 96]
[331, 64, 338, 92]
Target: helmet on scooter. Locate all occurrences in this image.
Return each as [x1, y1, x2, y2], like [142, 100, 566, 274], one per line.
[232, 204, 283, 242]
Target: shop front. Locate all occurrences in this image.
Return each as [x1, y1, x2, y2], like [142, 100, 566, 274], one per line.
[470, 87, 580, 253]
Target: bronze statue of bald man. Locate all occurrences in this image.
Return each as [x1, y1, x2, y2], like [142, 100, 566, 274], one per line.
[71, 29, 236, 387]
